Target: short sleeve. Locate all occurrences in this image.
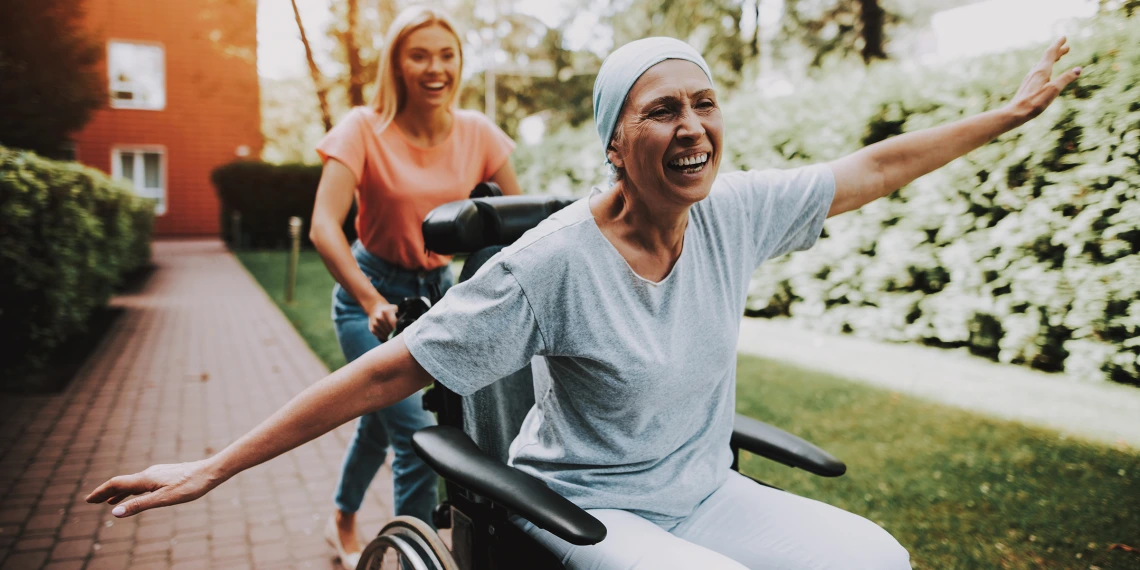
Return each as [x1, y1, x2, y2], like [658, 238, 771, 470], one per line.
[316, 108, 368, 183]
[715, 164, 836, 265]
[403, 261, 545, 396]
[477, 115, 516, 180]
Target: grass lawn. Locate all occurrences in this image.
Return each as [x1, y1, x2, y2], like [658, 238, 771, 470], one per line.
[737, 358, 1139, 570]
[238, 249, 1140, 570]
[236, 250, 346, 370]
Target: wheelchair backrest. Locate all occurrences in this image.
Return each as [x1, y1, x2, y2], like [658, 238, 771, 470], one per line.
[422, 195, 575, 463]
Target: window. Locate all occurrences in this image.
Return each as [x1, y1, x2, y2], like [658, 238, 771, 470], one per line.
[112, 147, 166, 214]
[108, 41, 165, 110]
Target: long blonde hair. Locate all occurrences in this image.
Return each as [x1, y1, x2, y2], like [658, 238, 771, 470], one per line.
[370, 6, 464, 133]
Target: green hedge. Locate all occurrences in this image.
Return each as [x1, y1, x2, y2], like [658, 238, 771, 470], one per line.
[212, 161, 356, 248]
[515, 15, 1140, 385]
[740, 17, 1140, 386]
[0, 146, 154, 389]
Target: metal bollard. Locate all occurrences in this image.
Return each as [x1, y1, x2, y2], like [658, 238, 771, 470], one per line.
[231, 210, 242, 249]
[285, 216, 302, 304]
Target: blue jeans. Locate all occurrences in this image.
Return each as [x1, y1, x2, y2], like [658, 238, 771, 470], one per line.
[331, 241, 454, 525]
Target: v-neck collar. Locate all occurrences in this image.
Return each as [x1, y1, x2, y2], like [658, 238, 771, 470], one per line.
[585, 187, 691, 287]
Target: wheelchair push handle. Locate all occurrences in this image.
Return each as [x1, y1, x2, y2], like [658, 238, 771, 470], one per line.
[469, 181, 503, 198]
[393, 296, 432, 337]
[421, 192, 576, 255]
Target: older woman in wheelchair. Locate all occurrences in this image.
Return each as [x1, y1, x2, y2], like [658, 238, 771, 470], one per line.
[88, 34, 1080, 570]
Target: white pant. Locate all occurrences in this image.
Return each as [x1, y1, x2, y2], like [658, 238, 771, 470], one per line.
[515, 471, 912, 570]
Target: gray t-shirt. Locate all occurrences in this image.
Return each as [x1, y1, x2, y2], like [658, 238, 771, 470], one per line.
[405, 165, 835, 525]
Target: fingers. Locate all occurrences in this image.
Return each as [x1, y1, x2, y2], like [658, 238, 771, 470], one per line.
[84, 462, 212, 519]
[107, 493, 132, 505]
[371, 320, 393, 340]
[85, 481, 115, 503]
[86, 473, 161, 518]
[112, 491, 166, 518]
[369, 304, 399, 339]
[1051, 66, 1083, 91]
[370, 314, 393, 337]
[85, 473, 144, 503]
[1028, 37, 1071, 86]
[1035, 37, 1068, 74]
[370, 306, 399, 339]
[1045, 36, 1067, 61]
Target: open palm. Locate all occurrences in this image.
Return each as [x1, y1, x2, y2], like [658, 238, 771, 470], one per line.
[1009, 36, 1082, 121]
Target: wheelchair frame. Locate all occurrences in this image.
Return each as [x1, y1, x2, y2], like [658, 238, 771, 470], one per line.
[356, 191, 847, 570]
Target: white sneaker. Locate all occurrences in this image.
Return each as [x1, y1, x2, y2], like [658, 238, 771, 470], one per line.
[325, 515, 362, 570]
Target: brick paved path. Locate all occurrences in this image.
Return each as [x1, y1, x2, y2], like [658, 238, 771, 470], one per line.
[0, 240, 397, 570]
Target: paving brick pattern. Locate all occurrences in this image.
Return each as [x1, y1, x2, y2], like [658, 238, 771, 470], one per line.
[0, 240, 398, 570]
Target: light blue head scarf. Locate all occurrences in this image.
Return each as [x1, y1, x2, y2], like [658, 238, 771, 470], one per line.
[593, 37, 714, 164]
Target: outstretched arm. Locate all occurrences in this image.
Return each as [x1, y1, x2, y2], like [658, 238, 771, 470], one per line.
[85, 337, 434, 517]
[826, 37, 1082, 217]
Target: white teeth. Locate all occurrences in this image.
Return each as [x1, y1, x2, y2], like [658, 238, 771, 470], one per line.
[669, 153, 708, 167]
[424, 82, 445, 89]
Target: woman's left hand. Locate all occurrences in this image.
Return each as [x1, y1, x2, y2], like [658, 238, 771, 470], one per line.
[1007, 37, 1082, 123]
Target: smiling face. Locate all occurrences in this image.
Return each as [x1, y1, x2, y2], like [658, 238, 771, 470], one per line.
[607, 59, 723, 206]
[396, 24, 461, 111]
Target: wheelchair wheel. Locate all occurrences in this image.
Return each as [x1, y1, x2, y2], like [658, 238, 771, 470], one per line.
[357, 516, 459, 570]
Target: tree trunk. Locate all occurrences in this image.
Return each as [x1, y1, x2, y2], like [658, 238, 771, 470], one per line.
[343, 0, 366, 107]
[858, 0, 887, 64]
[750, 0, 761, 58]
[290, 0, 333, 131]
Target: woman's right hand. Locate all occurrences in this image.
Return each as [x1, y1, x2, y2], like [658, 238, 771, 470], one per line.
[85, 459, 222, 518]
[368, 302, 400, 340]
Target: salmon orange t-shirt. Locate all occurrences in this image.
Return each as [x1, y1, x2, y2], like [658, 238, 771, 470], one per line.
[316, 107, 515, 271]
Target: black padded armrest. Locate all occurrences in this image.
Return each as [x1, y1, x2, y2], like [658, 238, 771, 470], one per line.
[732, 414, 846, 477]
[412, 425, 607, 546]
[422, 196, 576, 255]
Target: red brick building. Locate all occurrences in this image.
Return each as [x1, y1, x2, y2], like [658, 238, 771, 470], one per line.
[73, 0, 262, 236]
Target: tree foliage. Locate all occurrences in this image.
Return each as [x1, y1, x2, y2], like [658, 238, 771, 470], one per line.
[1101, 0, 1140, 17]
[457, 14, 601, 138]
[0, 0, 105, 156]
[269, 0, 919, 157]
[327, 0, 397, 107]
[780, 0, 899, 66]
[605, 0, 754, 87]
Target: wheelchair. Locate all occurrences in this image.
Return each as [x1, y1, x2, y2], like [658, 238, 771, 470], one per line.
[357, 187, 848, 570]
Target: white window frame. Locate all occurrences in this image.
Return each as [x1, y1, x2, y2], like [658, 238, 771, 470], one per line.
[107, 40, 166, 111]
[111, 146, 167, 215]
